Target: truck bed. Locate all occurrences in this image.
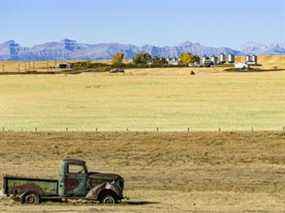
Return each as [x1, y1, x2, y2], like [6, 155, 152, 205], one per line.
[3, 175, 59, 197]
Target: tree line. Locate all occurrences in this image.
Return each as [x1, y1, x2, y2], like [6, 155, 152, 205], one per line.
[112, 52, 200, 68]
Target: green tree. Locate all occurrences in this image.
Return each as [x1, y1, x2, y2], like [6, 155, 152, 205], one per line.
[133, 53, 152, 65]
[179, 52, 193, 66]
[112, 52, 124, 67]
[192, 55, 200, 63]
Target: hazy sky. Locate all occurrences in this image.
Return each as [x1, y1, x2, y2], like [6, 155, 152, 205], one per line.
[0, 0, 284, 49]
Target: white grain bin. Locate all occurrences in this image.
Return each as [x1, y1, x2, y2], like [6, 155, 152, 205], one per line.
[202, 56, 210, 65]
[245, 55, 251, 62]
[228, 54, 235, 63]
[210, 55, 218, 64]
[251, 55, 257, 64]
[219, 53, 226, 63]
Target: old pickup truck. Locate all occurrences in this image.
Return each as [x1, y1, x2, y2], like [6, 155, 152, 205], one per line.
[2, 159, 124, 204]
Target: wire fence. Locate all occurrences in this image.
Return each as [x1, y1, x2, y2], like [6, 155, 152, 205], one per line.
[1, 126, 285, 133]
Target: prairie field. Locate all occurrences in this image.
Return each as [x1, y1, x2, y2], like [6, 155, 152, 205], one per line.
[1, 58, 285, 212]
[0, 67, 285, 131]
[1, 131, 285, 212]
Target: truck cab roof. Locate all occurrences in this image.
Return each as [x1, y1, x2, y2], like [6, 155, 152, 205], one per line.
[62, 158, 86, 166]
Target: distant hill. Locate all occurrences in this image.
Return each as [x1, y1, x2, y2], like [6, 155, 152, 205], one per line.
[0, 39, 284, 61]
[242, 42, 285, 55]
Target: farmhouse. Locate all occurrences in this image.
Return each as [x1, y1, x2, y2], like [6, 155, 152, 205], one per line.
[234, 63, 249, 70]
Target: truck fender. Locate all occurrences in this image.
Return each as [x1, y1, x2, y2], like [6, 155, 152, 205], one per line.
[86, 182, 120, 200]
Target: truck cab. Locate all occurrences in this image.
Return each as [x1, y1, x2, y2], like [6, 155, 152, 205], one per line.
[59, 159, 124, 203]
[59, 159, 88, 197]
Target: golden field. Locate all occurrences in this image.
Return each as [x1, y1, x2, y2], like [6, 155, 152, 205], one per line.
[0, 66, 285, 131]
[0, 56, 285, 212]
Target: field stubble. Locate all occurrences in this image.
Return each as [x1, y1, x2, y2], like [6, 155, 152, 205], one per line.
[1, 132, 285, 212]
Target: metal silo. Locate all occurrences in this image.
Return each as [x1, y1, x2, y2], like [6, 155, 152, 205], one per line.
[201, 56, 207, 65]
[245, 55, 251, 63]
[251, 55, 257, 64]
[219, 53, 226, 63]
[228, 54, 235, 63]
[210, 55, 218, 65]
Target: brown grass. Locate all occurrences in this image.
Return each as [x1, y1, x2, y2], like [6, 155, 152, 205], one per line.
[1, 131, 285, 212]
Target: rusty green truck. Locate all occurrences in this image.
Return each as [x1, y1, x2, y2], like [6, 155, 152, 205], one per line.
[2, 159, 124, 204]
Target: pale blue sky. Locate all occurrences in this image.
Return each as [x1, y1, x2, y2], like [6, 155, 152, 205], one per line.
[0, 0, 284, 49]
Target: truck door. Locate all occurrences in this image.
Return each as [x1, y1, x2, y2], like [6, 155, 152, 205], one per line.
[61, 163, 87, 197]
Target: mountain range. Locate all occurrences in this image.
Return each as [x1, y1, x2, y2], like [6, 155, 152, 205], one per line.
[0, 39, 284, 61]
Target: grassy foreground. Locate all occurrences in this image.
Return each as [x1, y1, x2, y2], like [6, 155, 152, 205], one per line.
[1, 131, 285, 212]
[0, 68, 285, 131]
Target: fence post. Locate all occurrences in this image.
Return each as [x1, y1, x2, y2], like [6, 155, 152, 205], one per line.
[218, 128, 221, 133]
[2, 64, 4, 72]
[126, 128, 129, 132]
[66, 127, 68, 132]
[35, 127, 37, 132]
[2, 127, 4, 132]
[156, 127, 159, 132]
[18, 63, 21, 72]
[251, 127, 254, 133]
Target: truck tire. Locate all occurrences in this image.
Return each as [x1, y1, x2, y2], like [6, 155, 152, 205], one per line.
[102, 194, 116, 204]
[21, 192, 41, 204]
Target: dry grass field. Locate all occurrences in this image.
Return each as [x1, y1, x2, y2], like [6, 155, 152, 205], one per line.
[0, 67, 285, 131]
[1, 131, 285, 212]
[0, 57, 285, 212]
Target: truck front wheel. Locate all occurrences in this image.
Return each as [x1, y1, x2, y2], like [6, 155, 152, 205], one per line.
[21, 192, 41, 204]
[102, 194, 116, 204]
[98, 191, 118, 204]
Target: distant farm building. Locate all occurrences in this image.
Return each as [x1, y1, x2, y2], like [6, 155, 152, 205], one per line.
[234, 63, 249, 69]
[200, 56, 214, 67]
[57, 63, 72, 69]
[210, 55, 218, 65]
[167, 57, 179, 66]
[245, 55, 258, 65]
[227, 54, 235, 63]
[219, 53, 226, 63]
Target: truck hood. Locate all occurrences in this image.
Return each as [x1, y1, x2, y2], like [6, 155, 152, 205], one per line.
[87, 172, 124, 191]
[88, 172, 122, 182]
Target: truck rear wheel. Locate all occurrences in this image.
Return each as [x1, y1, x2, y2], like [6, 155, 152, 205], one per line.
[21, 192, 41, 204]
